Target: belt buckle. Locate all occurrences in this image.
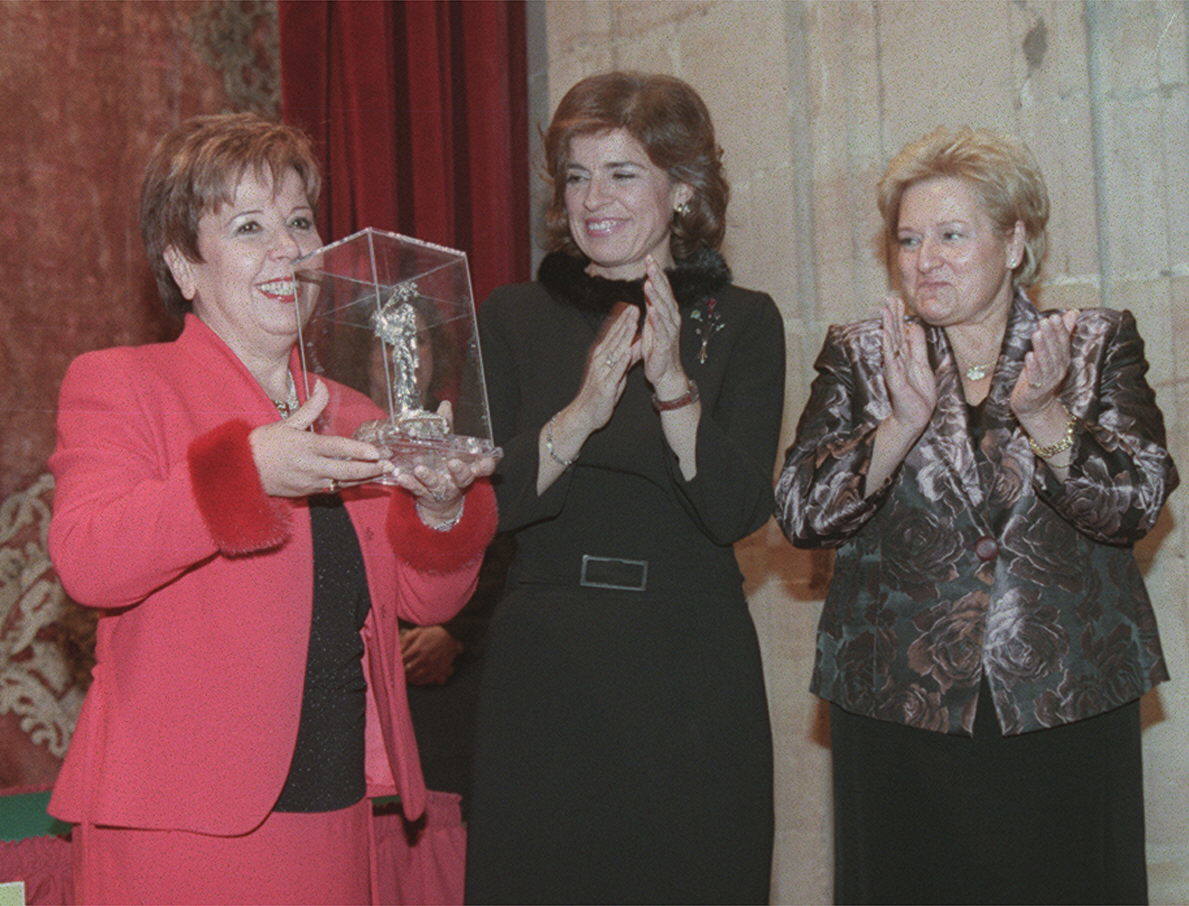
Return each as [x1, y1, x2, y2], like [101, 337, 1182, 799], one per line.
[579, 554, 648, 592]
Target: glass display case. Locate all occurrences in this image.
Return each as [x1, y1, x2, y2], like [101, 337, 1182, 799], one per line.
[292, 228, 500, 482]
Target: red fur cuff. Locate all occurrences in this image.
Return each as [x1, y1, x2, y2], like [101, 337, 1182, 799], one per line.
[387, 479, 497, 574]
[188, 419, 291, 555]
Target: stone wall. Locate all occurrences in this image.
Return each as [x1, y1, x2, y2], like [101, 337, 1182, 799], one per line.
[526, 2, 1187, 902]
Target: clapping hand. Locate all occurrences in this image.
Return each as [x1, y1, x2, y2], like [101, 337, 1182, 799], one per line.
[641, 255, 687, 396]
[1010, 310, 1078, 418]
[881, 295, 937, 434]
[863, 296, 939, 496]
[569, 303, 642, 436]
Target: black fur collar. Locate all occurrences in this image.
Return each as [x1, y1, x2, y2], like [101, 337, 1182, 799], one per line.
[537, 247, 731, 314]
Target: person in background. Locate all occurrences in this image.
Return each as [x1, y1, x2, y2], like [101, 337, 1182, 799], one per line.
[777, 126, 1176, 905]
[465, 71, 784, 905]
[47, 112, 496, 904]
[400, 535, 513, 811]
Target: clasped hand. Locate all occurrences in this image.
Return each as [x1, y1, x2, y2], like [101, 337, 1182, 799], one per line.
[400, 625, 463, 685]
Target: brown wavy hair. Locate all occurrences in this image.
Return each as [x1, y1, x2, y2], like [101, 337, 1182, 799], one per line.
[139, 112, 321, 315]
[542, 72, 728, 259]
[878, 126, 1049, 288]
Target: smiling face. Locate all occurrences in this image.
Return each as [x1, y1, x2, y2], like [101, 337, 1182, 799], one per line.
[895, 176, 1023, 330]
[563, 128, 691, 280]
[165, 166, 320, 360]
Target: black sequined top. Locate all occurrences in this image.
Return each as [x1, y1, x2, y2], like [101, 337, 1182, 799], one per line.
[274, 494, 371, 813]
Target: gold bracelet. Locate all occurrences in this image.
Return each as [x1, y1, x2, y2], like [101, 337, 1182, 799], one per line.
[1027, 411, 1077, 459]
[544, 415, 576, 468]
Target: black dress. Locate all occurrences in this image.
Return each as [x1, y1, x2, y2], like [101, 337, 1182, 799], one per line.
[465, 251, 784, 905]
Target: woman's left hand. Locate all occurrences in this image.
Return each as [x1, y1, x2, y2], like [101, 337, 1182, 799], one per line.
[389, 400, 497, 526]
[641, 255, 688, 396]
[1010, 310, 1079, 417]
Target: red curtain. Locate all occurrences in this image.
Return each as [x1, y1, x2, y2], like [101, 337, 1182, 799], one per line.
[278, 0, 530, 300]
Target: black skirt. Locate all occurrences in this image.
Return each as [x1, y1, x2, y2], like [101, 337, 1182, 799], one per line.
[466, 582, 773, 905]
[830, 679, 1147, 905]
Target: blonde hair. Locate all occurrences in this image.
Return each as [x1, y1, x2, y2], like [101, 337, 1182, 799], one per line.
[542, 71, 728, 259]
[877, 126, 1049, 287]
[140, 112, 321, 314]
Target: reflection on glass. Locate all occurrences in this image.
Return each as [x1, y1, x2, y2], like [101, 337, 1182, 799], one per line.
[292, 228, 500, 483]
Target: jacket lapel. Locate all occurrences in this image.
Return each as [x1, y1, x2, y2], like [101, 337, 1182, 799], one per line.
[915, 292, 1043, 531]
[922, 324, 986, 515]
[978, 292, 1042, 477]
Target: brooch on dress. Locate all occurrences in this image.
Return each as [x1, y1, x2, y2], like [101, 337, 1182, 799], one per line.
[689, 297, 724, 364]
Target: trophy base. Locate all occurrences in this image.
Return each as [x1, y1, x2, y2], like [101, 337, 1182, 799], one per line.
[355, 420, 502, 483]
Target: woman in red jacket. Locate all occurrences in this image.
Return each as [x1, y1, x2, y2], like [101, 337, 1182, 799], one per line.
[48, 112, 496, 904]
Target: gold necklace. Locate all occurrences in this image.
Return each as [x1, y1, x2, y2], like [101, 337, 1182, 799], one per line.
[271, 373, 299, 417]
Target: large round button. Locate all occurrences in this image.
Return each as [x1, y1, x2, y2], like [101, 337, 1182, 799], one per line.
[974, 536, 999, 562]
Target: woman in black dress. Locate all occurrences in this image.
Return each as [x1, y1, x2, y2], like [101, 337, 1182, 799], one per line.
[776, 126, 1176, 904]
[466, 72, 784, 905]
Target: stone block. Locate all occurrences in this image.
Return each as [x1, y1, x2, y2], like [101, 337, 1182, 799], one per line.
[1008, 2, 1102, 279]
[611, 0, 715, 35]
[543, 0, 613, 61]
[678, 2, 794, 175]
[876, 0, 1020, 145]
[611, 24, 681, 74]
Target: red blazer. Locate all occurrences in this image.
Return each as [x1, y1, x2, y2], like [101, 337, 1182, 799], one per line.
[48, 315, 496, 834]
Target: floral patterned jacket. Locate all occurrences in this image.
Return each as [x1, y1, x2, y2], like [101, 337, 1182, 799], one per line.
[776, 293, 1176, 735]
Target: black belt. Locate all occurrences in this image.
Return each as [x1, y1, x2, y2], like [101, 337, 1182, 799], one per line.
[578, 554, 648, 592]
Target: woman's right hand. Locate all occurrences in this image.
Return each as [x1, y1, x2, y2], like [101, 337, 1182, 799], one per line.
[250, 380, 391, 497]
[551, 303, 640, 444]
[568, 303, 641, 434]
[865, 296, 937, 496]
[881, 295, 936, 435]
[535, 304, 640, 493]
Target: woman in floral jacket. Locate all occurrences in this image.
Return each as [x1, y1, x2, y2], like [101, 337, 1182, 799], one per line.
[777, 127, 1176, 905]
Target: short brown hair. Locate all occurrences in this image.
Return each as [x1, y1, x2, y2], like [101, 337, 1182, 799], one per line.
[542, 72, 728, 259]
[877, 126, 1050, 287]
[139, 112, 321, 315]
